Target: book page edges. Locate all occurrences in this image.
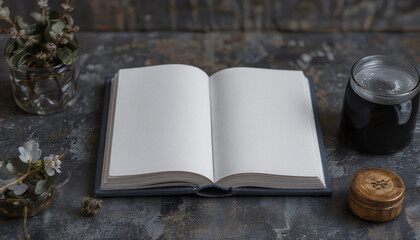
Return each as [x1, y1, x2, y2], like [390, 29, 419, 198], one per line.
[301, 72, 326, 188]
[210, 67, 304, 79]
[101, 73, 119, 190]
[101, 171, 214, 190]
[215, 172, 325, 189]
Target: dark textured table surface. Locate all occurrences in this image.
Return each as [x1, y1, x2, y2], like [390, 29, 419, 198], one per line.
[0, 32, 419, 240]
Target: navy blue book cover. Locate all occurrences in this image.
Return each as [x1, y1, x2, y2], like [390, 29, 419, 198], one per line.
[94, 75, 332, 197]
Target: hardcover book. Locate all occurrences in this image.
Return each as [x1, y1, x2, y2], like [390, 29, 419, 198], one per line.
[94, 65, 332, 197]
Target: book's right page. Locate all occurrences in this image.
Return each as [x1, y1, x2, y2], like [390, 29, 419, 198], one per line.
[209, 68, 325, 188]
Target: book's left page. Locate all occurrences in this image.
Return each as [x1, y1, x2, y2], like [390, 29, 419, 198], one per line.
[101, 65, 214, 190]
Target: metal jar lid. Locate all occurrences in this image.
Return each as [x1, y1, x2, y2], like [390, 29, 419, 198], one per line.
[350, 55, 420, 105]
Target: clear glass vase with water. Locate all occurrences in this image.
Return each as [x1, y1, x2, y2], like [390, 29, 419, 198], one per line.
[5, 39, 79, 115]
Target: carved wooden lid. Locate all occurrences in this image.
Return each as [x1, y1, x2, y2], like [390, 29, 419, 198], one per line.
[349, 168, 405, 209]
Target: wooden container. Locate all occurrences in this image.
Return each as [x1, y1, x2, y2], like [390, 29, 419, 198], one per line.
[348, 168, 405, 222]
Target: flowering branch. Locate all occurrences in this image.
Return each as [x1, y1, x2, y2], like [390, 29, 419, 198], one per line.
[0, 0, 79, 68]
[38, 0, 48, 24]
[0, 140, 64, 240]
[0, 140, 64, 196]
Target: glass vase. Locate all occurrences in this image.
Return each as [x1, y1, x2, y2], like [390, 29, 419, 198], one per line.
[5, 39, 80, 115]
[0, 157, 56, 217]
[0, 180, 55, 218]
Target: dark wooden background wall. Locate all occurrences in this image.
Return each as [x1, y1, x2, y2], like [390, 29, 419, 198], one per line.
[4, 0, 420, 32]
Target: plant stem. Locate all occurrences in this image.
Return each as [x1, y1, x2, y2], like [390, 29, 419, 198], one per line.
[23, 206, 30, 240]
[60, 0, 71, 21]
[41, 8, 45, 24]
[5, 17, 19, 30]
[0, 172, 30, 193]
[0, 26, 9, 33]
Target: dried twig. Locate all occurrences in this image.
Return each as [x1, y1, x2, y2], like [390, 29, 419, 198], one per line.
[23, 206, 30, 240]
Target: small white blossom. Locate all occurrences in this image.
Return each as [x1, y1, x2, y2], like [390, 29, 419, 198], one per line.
[60, 3, 74, 12]
[0, 7, 10, 20]
[38, 0, 48, 8]
[45, 42, 56, 52]
[57, 36, 68, 45]
[18, 140, 42, 164]
[9, 27, 18, 39]
[44, 154, 62, 176]
[36, 51, 47, 60]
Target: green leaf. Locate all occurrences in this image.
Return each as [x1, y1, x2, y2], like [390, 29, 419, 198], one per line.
[31, 33, 42, 42]
[16, 16, 29, 30]
[5, 163, 15, 174]
[49, 11, 60, 22]
[34, 179, 49, 195]
[17, 53, 33, 68]
[0, 177, 17, 188]
[66, 40, 80, 51]
[48, 30, 57, 41]
[8, 183, 28, 195]
[9, 47, 31, 69]
[30, 12, 42, 22]
[51, 20, 65, 34]
[16, 38, 25, 48]
[6, 41, 17, 54]
[57, 47, 78, 65]
[43, 19, 54, 42]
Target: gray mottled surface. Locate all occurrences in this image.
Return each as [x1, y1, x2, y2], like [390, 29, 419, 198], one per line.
[0, 32, 420, 239]
[3, 0, 420, 32]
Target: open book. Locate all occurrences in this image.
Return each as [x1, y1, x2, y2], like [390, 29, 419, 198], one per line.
[94, 65, 331, 197]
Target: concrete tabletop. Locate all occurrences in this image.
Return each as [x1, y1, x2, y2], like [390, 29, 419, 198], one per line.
[0, 32, 419, 239]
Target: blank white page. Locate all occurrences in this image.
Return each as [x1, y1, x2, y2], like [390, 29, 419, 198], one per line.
[108, 65, 214, 182]
[209, 68, 322, 182]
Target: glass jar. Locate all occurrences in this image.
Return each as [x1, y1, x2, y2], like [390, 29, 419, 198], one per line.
[0, 181, 55, 218]
[5, 39, 79, 115]
[340, 55, 420, 154]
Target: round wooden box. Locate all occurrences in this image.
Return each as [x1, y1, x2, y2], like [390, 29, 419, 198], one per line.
[348, 168, 405, 222]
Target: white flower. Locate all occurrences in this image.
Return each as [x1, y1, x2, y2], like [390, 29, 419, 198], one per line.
[57, 36, 68, 45]
[18, 140, 42, 164]
[9, 27, 18, 39]
[45, 42, 56, 52]
[0, 7, 10, 20]
[38, 0, 48, 8]
[44, 154, 62, 176]
[60, 3, 74, 12]
[36, 51, 47, 60]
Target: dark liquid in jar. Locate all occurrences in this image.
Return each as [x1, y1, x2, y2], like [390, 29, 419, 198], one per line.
[340, 84, 419, 154]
